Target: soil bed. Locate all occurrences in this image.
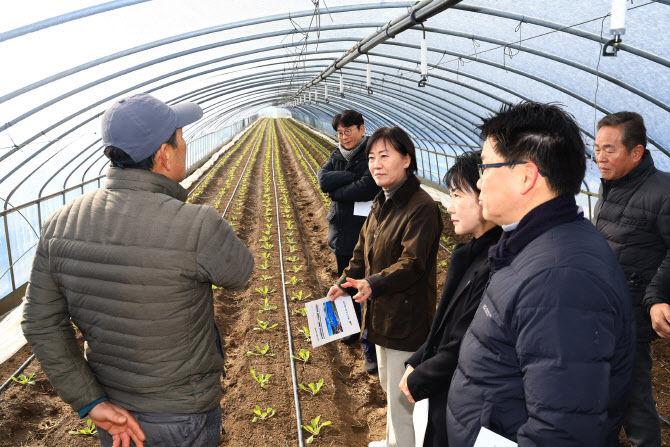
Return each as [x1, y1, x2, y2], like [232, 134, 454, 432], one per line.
[1, 118, 669, 446]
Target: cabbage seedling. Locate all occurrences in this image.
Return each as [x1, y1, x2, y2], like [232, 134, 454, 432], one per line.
[291, 265, 304, 273]
[69, 419, 97, 436]
[254, 319, 278, 331]
[255, 286, 276, 295]
[291, 348, 310, 364]
[260, 275, 273, 281]
[285, 276, 301, 286]
[260, 242, 274, 250]
[11, 373, 35, 386]
[250, 368, 272, 389]
[252, 405, 276, 422]
[299, 378, 324, 396]
[292, 290, 311, 301]
[286, 256, 299, 263]
[247, 343, 276, 358]
[301, 415, 331, 444]
[299, 326, 311, 342]
[258, 297, 278, 314]
[257, 260, 269, 270]
[294, 307, 307, 317]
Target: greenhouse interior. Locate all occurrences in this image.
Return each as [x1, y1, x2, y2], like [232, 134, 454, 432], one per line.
[1, 0, 669, 446]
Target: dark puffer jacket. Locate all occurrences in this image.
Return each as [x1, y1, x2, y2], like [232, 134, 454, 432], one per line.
[22, 168, 254, 415]
[447, 218, 635, 446]
[317, 136, 381, 257]
[594, 150, 670, 342]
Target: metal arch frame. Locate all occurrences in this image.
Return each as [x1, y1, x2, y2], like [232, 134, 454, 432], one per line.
[175, 68, 478, 148]
[181, 63, 485, 147]
[177, 81, 448, 150]
[0, 0, 151, 43]
[410, 25, 670, 115]
[0, 3, 409, 102]
[451, 3, 670, 69]
[4, 25, 669, 203]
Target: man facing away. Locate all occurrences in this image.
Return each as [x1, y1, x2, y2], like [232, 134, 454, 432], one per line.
[22, 93, 254, 447]
[317, 109, 381, 374]
[594, 111, 670, 446]
[447, 102, 635, 446]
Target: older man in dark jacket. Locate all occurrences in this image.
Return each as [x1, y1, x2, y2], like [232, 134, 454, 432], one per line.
[593, 111, 670, 447]
[318, 109, 381, 373]
[22, 94, 254, 447]
[447, 102, 635, 446]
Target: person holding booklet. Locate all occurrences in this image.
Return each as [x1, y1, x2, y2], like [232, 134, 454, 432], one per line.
[318, 109, 380, 374]
[399, 151, 502, 447]
[327, 126, 443, 447]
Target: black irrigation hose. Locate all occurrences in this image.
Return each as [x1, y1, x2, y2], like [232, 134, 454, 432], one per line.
[0, 354, 36, 393]
[270, 127, 305, 446]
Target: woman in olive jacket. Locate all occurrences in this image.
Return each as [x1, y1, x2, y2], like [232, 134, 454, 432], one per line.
[328, 127, 443, 447]
[399, 151, 501, 447]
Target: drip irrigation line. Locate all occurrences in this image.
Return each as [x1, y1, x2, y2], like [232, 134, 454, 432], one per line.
[222, 121, 267, 218]
[0, 354, 35, 393]
[271, 122, 305, 447]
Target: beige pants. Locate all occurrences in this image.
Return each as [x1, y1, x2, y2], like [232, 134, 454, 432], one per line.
[376, 345, 415, 447]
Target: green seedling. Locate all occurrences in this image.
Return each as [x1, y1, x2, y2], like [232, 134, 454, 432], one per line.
[288, 245, 298, 253]
[437, 259, 449, 269]
[292, 290, 311, 301]
[291, 265, 304, 273]
[441, 236, 451, 244]
[69, 419, 97, 436]
[258, 297, 278, 314]
[286, 237, 296, 244]
[257, 260, 269, 270]
[286, 220, 295, 230]
[294, 307, 307, 317]
[11, 372, 35, 386]
[301, 415, 331, 444]
[299, 378, 324, 396]
[291, 348, 310, 364]
[250, 368, 272, 389]
[259, 236, 271, 243]
[254, 319, 278, 331]
[285, 276, 301, 286]
[300, 326, 311, 342]
[261, 242, 274, 250]
[284, 231, 294, 237]
[255, 285, 276, 295]
[247, 343, 276, 358]
[260, 252, 272, 260]
[252, 405, 276, 423]
[286, 256, 299, 263]
[260, 275, 273, 281]
[262, 229, 272, 236]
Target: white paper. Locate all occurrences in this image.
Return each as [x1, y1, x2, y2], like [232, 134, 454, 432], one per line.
[473, 427, 517, 447]
[353, 201, 373, 217]
[413, 398, 429, 447]
[305, 295, 360, 348]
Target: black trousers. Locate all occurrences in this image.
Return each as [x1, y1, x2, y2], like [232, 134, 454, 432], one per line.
[622, 342, 662, 447]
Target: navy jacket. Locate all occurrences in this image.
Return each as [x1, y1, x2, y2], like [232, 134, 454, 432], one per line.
[447, 206, 635, 446]
[594, 150, 670, 342]
[318, 137, 381, 257]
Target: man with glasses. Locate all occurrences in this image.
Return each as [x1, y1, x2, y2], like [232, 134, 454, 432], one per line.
[593, 111, 670, 447]
[447, 102, 635, 446]
[318, 109, 380, 374]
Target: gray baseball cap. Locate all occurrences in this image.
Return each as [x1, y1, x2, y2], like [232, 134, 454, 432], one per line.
[101, 93, 203, 162]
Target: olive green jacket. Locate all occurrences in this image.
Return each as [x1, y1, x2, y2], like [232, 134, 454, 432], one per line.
[22, 167, 254, 414]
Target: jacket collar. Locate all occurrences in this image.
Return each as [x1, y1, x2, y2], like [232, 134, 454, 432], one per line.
[104, 167, 188, 202]
[372, 174, 421, 211]
[601, 149, 656, 188]
[336, 136, 368, 162]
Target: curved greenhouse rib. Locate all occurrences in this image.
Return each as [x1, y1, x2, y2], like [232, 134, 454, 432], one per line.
[0, 0, 150, 43]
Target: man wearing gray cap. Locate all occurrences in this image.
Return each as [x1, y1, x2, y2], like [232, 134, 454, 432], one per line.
[22, 93, 254, 447]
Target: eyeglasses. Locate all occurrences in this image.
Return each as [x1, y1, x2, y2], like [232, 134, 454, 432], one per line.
[336, 127, 357, 138]
[477, 161, 546, 177]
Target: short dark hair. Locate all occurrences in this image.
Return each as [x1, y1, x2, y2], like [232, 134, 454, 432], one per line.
[597, 111, 647, 153]
[478, 101, 585, 196]
[444, 151, 482, 195]
[365, 126, 417, 174]
[332, 110, 364, 131]
[104, 130, 178, 170]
